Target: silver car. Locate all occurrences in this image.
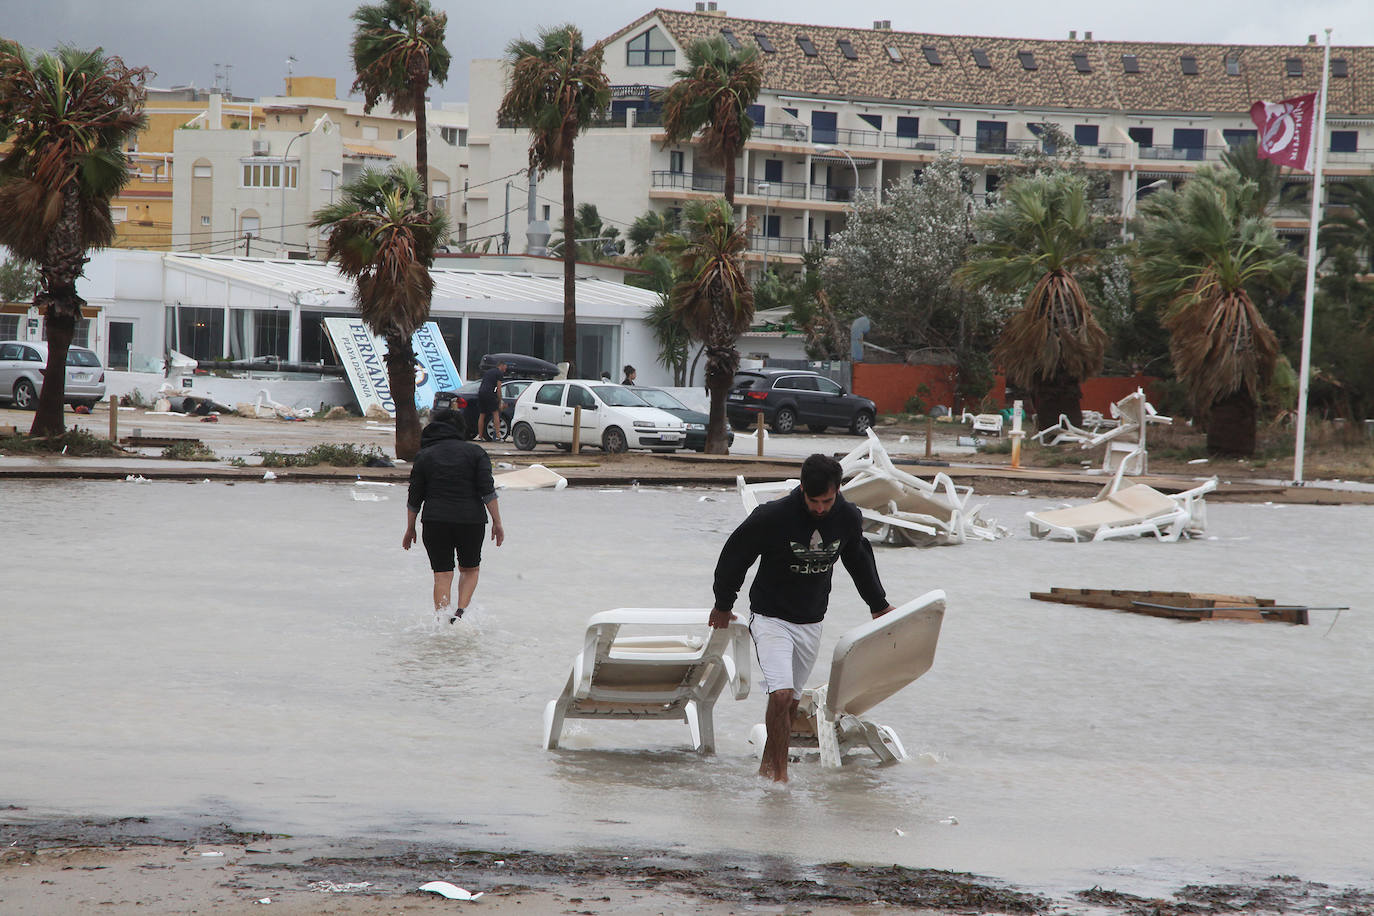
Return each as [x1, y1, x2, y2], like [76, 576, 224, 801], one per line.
[0, 340, 107, 410]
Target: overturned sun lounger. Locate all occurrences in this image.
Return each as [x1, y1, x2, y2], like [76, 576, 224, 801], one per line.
[542, 609, 751, 753]
[737, 430, 1005, 546]
[494, 463, 567, 490]
[1031, 388, 1169, 476]
[1026, 466, 1218, 542]
[750, 590, 946, 767]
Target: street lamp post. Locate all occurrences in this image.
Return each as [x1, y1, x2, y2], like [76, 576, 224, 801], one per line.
[1120, 178, 1169, 241]
[280, 128, 312, 255]
[757, 181, 771, 272]
[814, 144, 860, 201]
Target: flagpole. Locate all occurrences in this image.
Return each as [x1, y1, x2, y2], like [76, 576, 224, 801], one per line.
[1292, 28, 1332, 486]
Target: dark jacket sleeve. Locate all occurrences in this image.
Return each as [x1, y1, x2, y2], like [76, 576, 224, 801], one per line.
[840, 521, 888, 614]
[712, 509, 765, 613]
[474, 448, 497, 504]
[407, 452, 429, 513]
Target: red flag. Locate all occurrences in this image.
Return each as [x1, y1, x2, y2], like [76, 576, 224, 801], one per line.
[1250, 93, 1318, 173]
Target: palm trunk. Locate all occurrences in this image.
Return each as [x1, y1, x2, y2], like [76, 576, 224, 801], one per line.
[413, 80, 429, 200]
[703, 343, 740, 454]
[387, 334, 422, 460]
[723, 152, 736, 206]
[1031, 370, 1084, 431]
[31, 187, 86, 438]
[561, 142, 577, 373]
[1206, 389, 1257, 456]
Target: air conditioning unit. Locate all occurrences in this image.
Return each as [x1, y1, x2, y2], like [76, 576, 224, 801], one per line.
[1097, 146, 1111, 158]
[251, 139, 271, 156]
[783, 125, 806, 141]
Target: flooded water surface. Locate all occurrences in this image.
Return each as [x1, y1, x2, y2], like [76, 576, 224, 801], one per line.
[2, 479, 1371, 897]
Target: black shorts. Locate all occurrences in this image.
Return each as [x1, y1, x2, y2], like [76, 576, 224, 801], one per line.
[478, 394, 499, 413]
[421, 521, 485, 572]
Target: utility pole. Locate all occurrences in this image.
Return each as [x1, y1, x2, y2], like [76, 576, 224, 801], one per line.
[502, 182, 511, 254]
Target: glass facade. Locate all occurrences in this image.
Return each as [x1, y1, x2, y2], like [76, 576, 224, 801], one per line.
[465, 318, 617, 381]
[230, 309, 290, 360]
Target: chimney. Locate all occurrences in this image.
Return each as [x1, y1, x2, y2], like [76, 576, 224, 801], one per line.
[208, 93, 223, 130]
[695, 2, 704, 10]
[1084, 30, 1093, 41]
[874, 20, 891, 30]
[1308, 34, 1318, 44]
[1069, 30, 1077, 40]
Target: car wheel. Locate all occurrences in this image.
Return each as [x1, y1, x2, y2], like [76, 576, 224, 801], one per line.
[807, 424, 828, 434]
[601, 426, 628, 454]
[771, 407, 796, 434]
[13, 378, 37, 410]
[487, 415, 509, 440]
[512, 422, 536, 451]
[850, 411, 874, 435]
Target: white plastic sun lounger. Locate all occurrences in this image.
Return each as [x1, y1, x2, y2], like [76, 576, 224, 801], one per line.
[494, 463, 567, 490]
[749, 590, 946, 767]
[1026, 474, 1218, 542]
[1031, 388, 1171, 476]
[542, 609, 752, 753]
[961, 410, 1005, 437]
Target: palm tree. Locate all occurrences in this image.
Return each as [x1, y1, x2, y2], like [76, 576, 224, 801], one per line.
[1134, 167, 1302, 456]
[0, 42, 147, 437]
[658, 198, 754, 453]
[954, 171, 1108, 428]
[627, 207, 680, 256]
[1321, 177, 1374, 272]
[656, 37, 763, 205]
[349, 0, 450, 197]
[550, 202, 621, 261]
[312, 165, 449, 459]
[499, 24, 610, 374]
[1220, 138, 1300, 217]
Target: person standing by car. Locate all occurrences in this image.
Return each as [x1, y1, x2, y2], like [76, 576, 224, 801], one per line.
[476, 359, 507, 441]
[621, 365, 636, 386]
[403, 409, 505, 623]
[708, 454, 893, 782]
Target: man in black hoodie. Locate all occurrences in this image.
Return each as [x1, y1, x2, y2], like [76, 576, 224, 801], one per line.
[404, 409, 505, 622]
[709, 453, 893, 781]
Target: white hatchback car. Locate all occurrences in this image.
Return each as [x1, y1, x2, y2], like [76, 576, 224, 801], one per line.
[0, 340, 107, 409]
[510, 380, 685, 453]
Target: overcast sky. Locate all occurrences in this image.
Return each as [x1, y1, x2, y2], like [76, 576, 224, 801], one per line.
[2, 0, 1371, 103]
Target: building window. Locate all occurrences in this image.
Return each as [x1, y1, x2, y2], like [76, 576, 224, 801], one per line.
[1332, 58, 1349, 78]
[1017, 51, 1037, 70]
[1181, 56, 1198, 75]
[193, 165, 212, 178]
[1286, 58, 1303, 77]
[174, 306, 225, 362]
[719, 28, 740, 50]
[796, 35, 817, 57]
[627, 27, 674, 67]
[922, 46, 941, 65]
[837, 39, 857, 60]
[1074, 124, 1099, 147]
[111, 206, 128, 223]
[362, 125, 378, 140]
[896, 116, 920, 138]
[764, 214, 780, 238]
[858, 113, 882, 131]
[1128, 126, 1153, 148]
[0, 315, 18, 339]
[763, 159, 782, 182]
[1331, 131, 1358, 153]
[200, 215, 211, 226]
[976, 120, 1007, 153]
[1173, 128, 1205, 159]
[754, 33, 776, 53]
[440, 126, 462, 145]
[747, 103, 765, 125]
[230, 309, 290, 360]
[972, 48, 991, 69]
[1072, 53, 1091, 73]
[811, 111, 837, 145]
[240, 162, 298, 189]
[1225, 55, 1241, 76]
[669, 150, 684, 173]
[886, 46, 902, 62]
[1223, 128, 1257, 147]
[1122, 54, 1140, 73]
[940, 118, 960, 135]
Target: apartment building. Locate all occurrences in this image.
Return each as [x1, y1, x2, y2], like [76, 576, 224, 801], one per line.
[466, 7, 1374, 270]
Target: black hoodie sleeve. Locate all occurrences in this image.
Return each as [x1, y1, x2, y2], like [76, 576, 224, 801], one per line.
[407, 451, 430, 513]
[840, 518, 888, 614]
[712, 508, 765, 613]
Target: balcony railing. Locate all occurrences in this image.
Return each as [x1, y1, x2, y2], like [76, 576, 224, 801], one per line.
[651, 170, 874, 204]
[744, 176, 809, 200]
[809, 183, 876, 202]
[747, 234, 834, 255]
[1137, 145, 1220, 161]
[962, 136, 1042, 155]
[753, 121, 810, 143]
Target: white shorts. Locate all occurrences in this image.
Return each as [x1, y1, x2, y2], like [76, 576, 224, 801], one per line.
[749, 613, 823, 699]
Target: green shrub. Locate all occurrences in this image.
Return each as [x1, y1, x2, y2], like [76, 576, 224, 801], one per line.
[254, 443, 383, 468]
[162, 441, 217, 461]
[0, 426, 122, 457]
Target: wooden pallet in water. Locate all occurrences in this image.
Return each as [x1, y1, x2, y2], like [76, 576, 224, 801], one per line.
[1029, 587, 1308, 625]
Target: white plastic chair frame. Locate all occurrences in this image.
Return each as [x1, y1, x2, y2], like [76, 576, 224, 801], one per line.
[1026, 461, 1219, 542]
[960, 409, 1005, 437]
[542, 609, 752, 753]
[1030, 388, 1170, 476]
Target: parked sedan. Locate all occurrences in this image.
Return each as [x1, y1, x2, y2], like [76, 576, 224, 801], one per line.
[432, 378, 535, 440]
[726, 368, 876, 435]
[0, 340, 107, 410]
[510, 380, 685, 453]
[635, 387, 734, 452]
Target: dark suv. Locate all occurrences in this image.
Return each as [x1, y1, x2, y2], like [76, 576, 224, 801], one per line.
[726, 369, 876, 435]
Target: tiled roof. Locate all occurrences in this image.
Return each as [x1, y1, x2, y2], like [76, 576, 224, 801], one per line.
[646, 9, 1374, 116]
